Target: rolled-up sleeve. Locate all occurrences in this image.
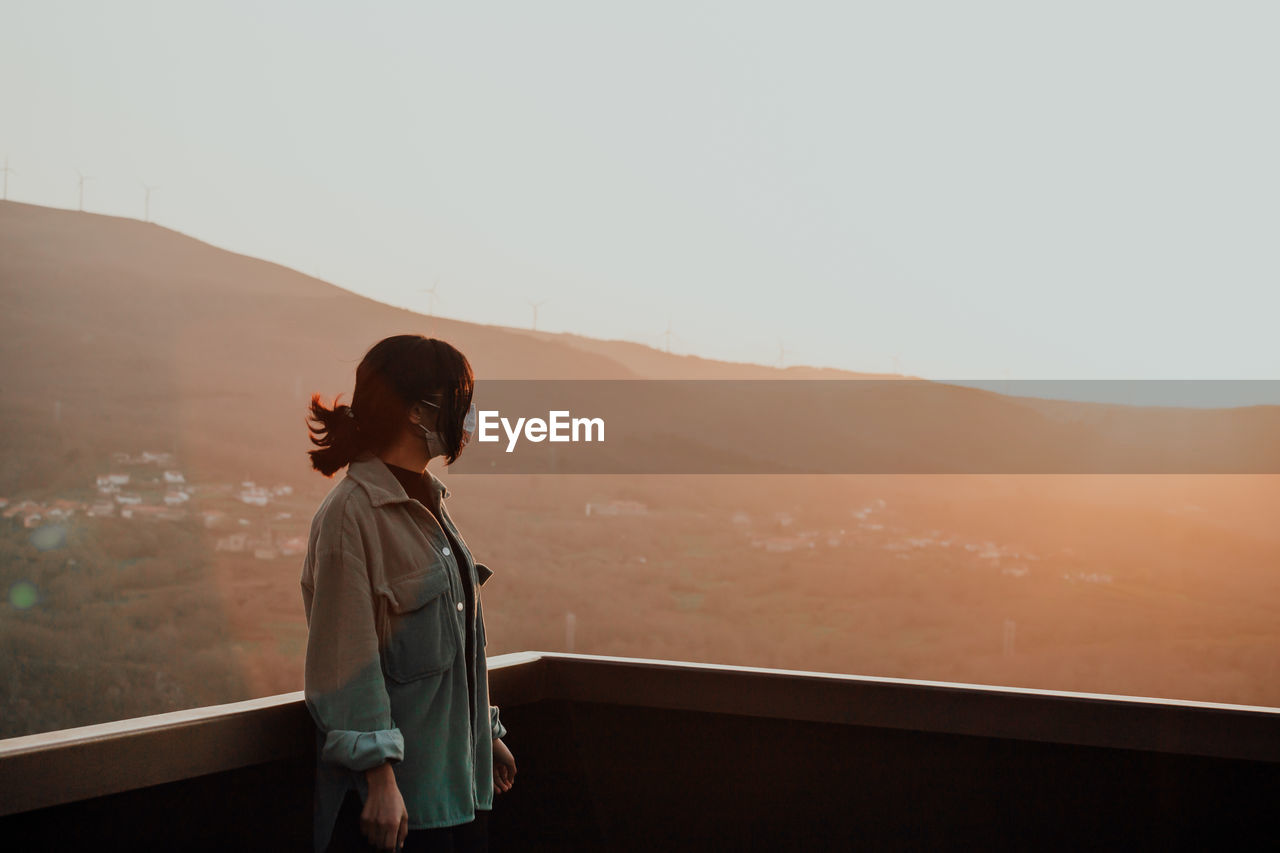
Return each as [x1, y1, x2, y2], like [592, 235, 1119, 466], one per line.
[301, 507, 404, 771]
[489, 705, 507, 740]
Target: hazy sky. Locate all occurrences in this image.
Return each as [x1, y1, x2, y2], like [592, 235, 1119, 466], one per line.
[5, 1, 1278, 382]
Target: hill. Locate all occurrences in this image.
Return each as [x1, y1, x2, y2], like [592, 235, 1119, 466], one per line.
[4, 200, 1276, 491]
[0, 201, 903, 491]
[1, 200, 1278, 738]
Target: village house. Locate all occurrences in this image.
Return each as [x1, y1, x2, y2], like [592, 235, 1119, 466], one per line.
[851, 499, 888, 520]
[215, 532, 250, 552]
[121, 505, 172, 521]
[753, 536, 815, 553]
[1064, 572, 1113, 584]
[584, 500, 647, 517]
[201, 509, 228, 528]
[3, 500, 39, 518]
[278, 536, 307, 557]
[163, 470, 186, 484]
[110, 451, 175, 466]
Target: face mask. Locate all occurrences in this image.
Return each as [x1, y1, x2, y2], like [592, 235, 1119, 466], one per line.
[416, 400, 478, 459]
[415, 421, 451, 459]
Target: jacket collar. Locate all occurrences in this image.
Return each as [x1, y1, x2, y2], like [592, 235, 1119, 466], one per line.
[347, 449, 451, 507]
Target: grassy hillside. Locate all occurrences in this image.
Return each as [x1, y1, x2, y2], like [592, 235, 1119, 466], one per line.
[1, 201, 1277, 738]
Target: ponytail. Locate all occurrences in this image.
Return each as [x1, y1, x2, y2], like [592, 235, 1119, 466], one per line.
[305, 394, 370, 477]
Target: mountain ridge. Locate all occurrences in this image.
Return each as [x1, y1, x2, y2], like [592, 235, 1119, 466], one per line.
[3, 200, 1276, 495]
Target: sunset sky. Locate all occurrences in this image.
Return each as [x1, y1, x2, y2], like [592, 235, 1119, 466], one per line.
[5, 2, 1278, 385]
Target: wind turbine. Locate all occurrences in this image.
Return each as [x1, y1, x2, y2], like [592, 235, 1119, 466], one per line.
[74, 169, 94, 211]
[890, 354, 902, 376]
[139, 181, 158, 222]
[777, 338, 793, 369]
[663, 317, 673, 353]
[1, 157, 15, 200]
[418, 279, 440, 317]
[529, 299, 548, 331]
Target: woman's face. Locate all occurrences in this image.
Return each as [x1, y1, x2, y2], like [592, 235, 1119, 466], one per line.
[414, 396, 477, 457]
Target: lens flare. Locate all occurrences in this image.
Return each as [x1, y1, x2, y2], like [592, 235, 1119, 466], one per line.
[29, 523, 67, 551]
[9, 581, 38, 609]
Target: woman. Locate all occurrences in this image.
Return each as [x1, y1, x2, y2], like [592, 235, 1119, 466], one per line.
[301, 335, 517, 853]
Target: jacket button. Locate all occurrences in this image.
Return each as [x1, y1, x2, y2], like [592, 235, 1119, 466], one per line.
[442, 546, 451, 556]
[456, 601, 464, 611]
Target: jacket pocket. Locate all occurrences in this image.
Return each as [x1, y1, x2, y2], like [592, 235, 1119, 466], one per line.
[382, 569, 457, 683]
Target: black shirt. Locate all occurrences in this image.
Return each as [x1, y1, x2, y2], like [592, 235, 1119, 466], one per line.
[382, 461, 477, 732]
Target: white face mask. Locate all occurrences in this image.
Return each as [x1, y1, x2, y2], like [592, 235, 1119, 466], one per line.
[416, 399, 477, 459]
[415, 421, 451, 459]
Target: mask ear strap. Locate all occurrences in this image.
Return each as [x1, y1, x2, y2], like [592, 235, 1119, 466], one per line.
[417, 399, 446, 434]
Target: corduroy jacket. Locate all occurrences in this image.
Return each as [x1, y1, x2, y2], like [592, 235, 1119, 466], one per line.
[300, 448, 507, 853]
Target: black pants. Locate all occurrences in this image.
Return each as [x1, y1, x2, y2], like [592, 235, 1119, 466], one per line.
[327, 789, 489, 853]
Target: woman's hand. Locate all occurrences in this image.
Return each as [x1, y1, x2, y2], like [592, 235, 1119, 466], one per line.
[363, 762, 409, 852]
[493, 737, 517, 794]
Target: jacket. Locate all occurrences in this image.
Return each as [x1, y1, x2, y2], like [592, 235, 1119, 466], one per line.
[300, 448, 507, 853]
